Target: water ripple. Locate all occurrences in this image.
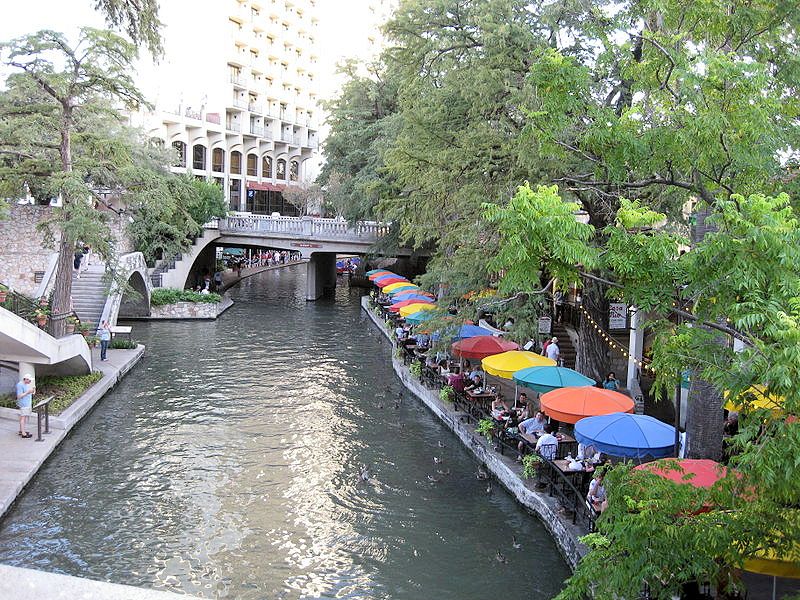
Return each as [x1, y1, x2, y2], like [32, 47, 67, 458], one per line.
[0, 266, 569, 599]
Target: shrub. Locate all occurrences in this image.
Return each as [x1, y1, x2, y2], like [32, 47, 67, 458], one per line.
[439, 385, 454, 403]
[151, 288, 221, 306]
[409, 362, 422, 378]
[522, 454, 544, 479]
[477, 418, 497, 441]
[0, 371, 103, 415]
[110, 338, 137, 349]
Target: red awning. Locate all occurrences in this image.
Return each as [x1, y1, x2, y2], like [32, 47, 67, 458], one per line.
[247, 182, 286, 192]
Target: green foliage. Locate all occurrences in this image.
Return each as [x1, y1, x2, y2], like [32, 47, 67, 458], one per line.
[0, 371, 103, 415]
[439, 385, 454, 403]
[150, 288, 221, 306]
[521, 453, 543, 479]
[127, 174, 227, 264]
[409, 362, 422, 378]
[476, 418, 496, 442]
[109, 337, 137, 349]
[483, 183, 598, 292]
[93, 0, 163, 56]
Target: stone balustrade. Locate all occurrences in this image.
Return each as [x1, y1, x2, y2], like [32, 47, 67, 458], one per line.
[218, 215, 389, 243]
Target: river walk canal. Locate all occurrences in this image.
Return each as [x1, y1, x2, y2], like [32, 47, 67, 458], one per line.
[0, 265, 570, 599]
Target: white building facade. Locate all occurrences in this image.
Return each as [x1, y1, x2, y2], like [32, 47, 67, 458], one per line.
[130, 0, 321, 214]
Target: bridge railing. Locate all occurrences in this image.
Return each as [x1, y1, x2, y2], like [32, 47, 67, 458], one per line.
[218, 215, 389, 242]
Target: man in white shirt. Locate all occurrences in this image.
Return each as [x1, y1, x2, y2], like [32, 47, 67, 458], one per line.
[535, 424, 559, 460]
[545, 337, 560, 363]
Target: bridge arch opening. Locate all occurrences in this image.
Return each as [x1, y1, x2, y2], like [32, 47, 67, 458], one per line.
[119, 271, 150, 318]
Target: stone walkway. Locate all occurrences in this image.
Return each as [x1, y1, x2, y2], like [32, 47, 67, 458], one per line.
[0, 345, 144, 518]
[0, 564, 202, 600]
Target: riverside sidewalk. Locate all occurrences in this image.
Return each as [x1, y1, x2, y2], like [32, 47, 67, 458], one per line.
[0, 565, 203, 600]
[0, 345, 144, 518]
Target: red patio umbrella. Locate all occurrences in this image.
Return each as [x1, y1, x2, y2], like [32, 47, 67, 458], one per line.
[375, 277, 408, 288]
[633, 458, 728, 488]
[451, 335, 519, 360]
[368, 270, 393, 280]
[389, 299, 435, 312]
[540, 387, 635, 424]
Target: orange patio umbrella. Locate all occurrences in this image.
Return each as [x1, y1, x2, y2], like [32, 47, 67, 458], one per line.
[540, 387, 635, 424]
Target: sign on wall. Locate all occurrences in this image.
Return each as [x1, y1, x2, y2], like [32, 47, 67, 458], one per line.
[609, 303, 628, 329]
[538, 316, 552, 335]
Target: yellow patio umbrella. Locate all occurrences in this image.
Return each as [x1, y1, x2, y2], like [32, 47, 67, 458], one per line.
[724, 385, 784, 413]
[384, 282, 418, 294]
[398, 303, 436, 317]
[481, 351, 556, 380]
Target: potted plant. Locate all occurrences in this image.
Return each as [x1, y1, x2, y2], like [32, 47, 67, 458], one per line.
[38, 295, 49, 307]
[86, 335, 99, 348]
[439, 385, 454, 403]
[33, 306, 49, 327]
[0, 284, 8, 303]
[409, 361, 422, 378]
[477, 418, 497, 442]
[79, 323, 93, 337]
[65, 315, 79, 334]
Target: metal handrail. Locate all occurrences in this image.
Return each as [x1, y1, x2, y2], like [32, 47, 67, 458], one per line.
[32, 395, 54, 442]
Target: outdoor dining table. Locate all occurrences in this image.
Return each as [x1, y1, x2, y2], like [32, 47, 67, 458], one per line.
[461, 389, 496, 420]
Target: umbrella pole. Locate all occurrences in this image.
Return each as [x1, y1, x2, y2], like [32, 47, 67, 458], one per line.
[772, 575, 776, 600]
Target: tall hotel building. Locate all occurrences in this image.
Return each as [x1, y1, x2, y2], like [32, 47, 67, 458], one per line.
[130, 0, 321, 215]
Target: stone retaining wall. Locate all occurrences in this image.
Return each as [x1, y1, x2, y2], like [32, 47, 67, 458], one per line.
[0, 205, 55, 296]
[361, 296, 588, 569]
[146, 294, 233, 320]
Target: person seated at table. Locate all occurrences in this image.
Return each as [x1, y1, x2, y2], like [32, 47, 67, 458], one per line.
[577, 442, 600, 463]
[491, 395, 513, 418]
[447, 370, 465, 392]
[395, 325, 407, 341]
[415, 332, 430, 350]
[587, 471, 608, 513]
[515, 392, 533, 419]
[535, 423, 559, 460]
[602, 372, 620, 391]
[517, 411, 547, 453]
[437, 358, 451, 376]
[468, 365, 483, 380]
[464, 374, 483, 393]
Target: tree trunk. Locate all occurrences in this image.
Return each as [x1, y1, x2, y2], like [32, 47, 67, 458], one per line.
[685, 377, 723, 460]
[684, 207, 724, 460]
[50, 108, 74, 338]
[575, 278, 609, 383]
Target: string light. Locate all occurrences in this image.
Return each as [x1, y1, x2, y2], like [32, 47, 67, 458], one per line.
[578, 305, 656, 373]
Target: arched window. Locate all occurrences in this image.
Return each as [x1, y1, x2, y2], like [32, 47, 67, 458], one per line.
[230, 151, 242, 175]
[276, 158, 286, 180]
[172, 141, 186, 167]
[289, 160, 299, 181]
[262, 155, 273, 178]
[247, 153, 258, 177]
[192, 144, 206, 170]
[212, 148, 225, 172]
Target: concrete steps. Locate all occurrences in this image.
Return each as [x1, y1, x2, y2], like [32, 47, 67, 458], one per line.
[551, 323, 576, 369]
[71, 267, 107, 330]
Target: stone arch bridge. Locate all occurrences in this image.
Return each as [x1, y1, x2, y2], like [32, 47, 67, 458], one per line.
[155, 216, 415, 300]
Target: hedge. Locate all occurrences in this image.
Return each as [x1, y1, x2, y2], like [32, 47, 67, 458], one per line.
[150, 288, 222, 306]
[0, 371, 104, 415]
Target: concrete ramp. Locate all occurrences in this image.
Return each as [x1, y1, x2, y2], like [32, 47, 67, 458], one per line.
[0, 306, 91, 376]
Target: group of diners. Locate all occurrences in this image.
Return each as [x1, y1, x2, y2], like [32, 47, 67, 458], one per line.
[380, 294, 610, 516]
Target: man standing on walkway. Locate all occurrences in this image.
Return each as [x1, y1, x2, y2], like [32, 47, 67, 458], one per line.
[98, 320, 111, 362]
[546, 337, 560, 364]
[16, 373, 35, 439]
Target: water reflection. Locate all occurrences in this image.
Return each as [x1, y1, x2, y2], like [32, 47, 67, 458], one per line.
[0, 265, 569, 598]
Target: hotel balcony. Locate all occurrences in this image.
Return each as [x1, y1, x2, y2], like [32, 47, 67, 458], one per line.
[230, 73, 248, 88]
[249, 124, 265, 136]
[249, 102, 263, 114]
[226, 121, 242, 133]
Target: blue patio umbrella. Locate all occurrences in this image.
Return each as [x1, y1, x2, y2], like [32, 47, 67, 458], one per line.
[366, 269, 386, 275]
[405, 310, 435, 325]
[373, 273, 407, 283]
[432, 324, 494, 342]
[574, 413, 676, 459]
[391, 293, 435, 304]
[513, 366, 596, 394]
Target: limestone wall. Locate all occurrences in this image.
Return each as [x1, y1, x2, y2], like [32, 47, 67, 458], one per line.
[146, 295, 233, 320]
[0, 205, 56, 296]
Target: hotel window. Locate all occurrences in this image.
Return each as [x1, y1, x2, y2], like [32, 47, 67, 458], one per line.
[212, 148, 225, 172]
[276, 158, 286, 180]
[192, 144, 206, 170]
[172, 141, 186, 167]
[230, 151, 242, 175]
[262, 156, 272, 178]
[247, 154, 258, 177]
